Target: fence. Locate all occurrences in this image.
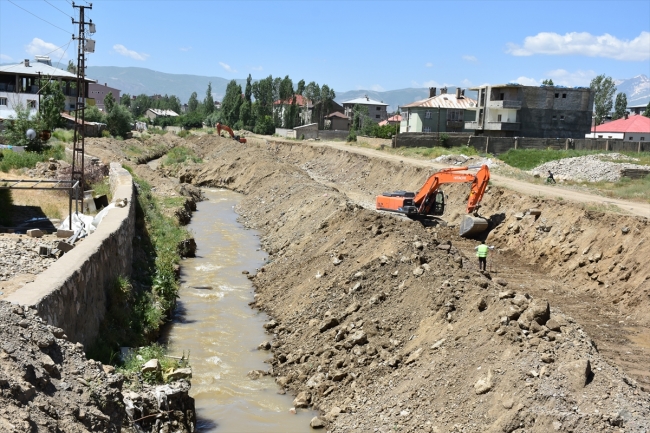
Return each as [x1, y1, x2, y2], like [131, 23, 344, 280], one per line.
[393, 132, 650, 153]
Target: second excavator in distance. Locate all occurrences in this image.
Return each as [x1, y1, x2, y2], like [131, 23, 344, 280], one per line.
[216, 123, 247, 143]
[375, 164, 491, 237]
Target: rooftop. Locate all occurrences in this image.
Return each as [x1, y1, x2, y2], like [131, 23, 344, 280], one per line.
[342, 96, 388, 106]
[592, 115, 650, 133]
[400, 94, 476, 109]
[274, 95, 312, 107]
[326, 111, 349, 119]
[147, 108, 179, 117]
[0, 59, 95, 82]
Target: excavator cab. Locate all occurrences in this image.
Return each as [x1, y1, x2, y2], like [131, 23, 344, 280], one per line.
[432, 190, 445, 216]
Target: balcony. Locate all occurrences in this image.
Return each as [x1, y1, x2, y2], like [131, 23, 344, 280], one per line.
[487, 100, 522, 109]
[465, 121, 479, 130]
[484, 121, 520, 131]
[446, 120, 464, 129]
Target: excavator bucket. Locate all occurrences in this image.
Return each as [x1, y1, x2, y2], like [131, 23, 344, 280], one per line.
[459, 215, 489, 237]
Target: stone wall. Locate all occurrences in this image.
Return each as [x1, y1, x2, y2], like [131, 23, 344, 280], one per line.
[5, 163, 135, 347]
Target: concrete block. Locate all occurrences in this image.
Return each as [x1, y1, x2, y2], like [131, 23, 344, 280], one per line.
[38, 246, 51, 256]
[57, 241, 74, 253]
[27, 229, 44, 238]
[57, 230, 74, 238]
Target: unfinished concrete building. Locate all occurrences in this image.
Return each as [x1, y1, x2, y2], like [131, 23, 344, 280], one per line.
[465, 84, 594, 138]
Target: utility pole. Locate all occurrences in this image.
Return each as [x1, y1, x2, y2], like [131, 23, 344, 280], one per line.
[70, 2, 95, 225]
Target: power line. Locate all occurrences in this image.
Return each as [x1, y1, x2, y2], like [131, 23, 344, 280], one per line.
[43, 0, 74, 20]
[7, 0, 72, 35]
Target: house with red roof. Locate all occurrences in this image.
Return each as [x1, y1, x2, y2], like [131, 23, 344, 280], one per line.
[586, 115, 650, 142]
[378, 114, 402, 127]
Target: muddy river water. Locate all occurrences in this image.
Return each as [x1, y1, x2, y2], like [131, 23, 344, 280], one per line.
[164, 189, 314, 432]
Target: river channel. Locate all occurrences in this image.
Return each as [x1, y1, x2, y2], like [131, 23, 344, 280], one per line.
[164, 189, 314, 432]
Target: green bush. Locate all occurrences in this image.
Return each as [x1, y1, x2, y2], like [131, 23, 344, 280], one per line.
[106, 104, 134, 138]
[253, 115, 275, 135]
[52, 128, 74, 142]
[163, 146, 202, 166]
[346, 131, 357, 142]
[101, 129, 111, 138]
[0, 144, 65, 172]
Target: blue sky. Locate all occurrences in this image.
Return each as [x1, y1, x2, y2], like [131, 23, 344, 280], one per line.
[1, 0, 649, 92]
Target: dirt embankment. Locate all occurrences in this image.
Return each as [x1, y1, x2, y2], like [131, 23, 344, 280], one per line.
[176, 135, 650, 432]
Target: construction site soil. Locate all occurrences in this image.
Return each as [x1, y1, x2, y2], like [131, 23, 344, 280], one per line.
[3, 133, 649, 432]
[175, 134, 649, 432]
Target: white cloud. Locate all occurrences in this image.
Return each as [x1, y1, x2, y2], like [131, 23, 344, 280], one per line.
[0, 53, 13, 61]
[507, 31, 650, 61]
[546, 69, 597, 87]
[425, 62, 433, 68]
[412, 80, 442, 88]
[370, 84, 385, 92]
[460, 79, 473, 87]
[179, 46, 192, 52]
[219, 62, 237, 73]
[113, 44, 149, 61]
[511, 76, 540, 86]
[251, 65, 263, 71]
[462, 55, 478, 62]
[25, 38, 68, 59]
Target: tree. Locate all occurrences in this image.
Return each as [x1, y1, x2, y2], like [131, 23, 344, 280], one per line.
[239, 74, 253, 130]
[38, 78, 65, 131]
[188, 92, 199, 113]
[221, 80, 243, 126]
[203, 82, 214, 115]
[66, 60, 77, 74]
[613, 93, 628, 120]
[252, 76, 274, 121]
[1, 102, 44, 149]
[103, 92, 116, 113]
[131, 94, 152, 118]
[106, 104, 133, 138]
[121, 93, 131, 107]
[84, 105, 105, 123]
[590, 74, 616, 125]
[644, 101, 650, 118]
[542, 79, 554, 85]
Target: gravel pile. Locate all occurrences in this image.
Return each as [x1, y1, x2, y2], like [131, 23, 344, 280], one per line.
[0, 235, 60, 282]
[530, 154, 650, 182]
[433, 154, 499, 167]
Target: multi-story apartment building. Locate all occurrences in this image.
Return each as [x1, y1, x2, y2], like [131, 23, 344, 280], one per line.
[0, 56, 95, 120]
[465, 84, 594, 138]
[88, 82, 121, 110]
[400, 87, 476, 133]
[342, 96, 388, 123]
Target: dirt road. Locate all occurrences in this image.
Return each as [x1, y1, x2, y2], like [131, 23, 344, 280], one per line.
[268, 138, 649, 219]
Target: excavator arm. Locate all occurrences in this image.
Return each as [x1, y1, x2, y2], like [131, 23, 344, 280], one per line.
[376, 164, 491, 236]
[216, 123, 247, 143]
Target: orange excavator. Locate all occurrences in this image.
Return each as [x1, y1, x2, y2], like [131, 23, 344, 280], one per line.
[216, 123, 246, 143]
[376, 164, 491, 236]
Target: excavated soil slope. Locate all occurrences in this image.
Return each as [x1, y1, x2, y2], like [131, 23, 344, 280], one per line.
[174, 135, 649, 432]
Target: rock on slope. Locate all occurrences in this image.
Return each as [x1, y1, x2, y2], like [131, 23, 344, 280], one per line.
[0, 301, 195, 432]
[178, 137, 650, 432]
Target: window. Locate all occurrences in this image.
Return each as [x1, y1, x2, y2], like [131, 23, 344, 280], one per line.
[499, 93, 504, 101]
[497, 114, 502, 122]
[376, 107, 381, 111]
[375, 114, 380, 119]
[560, 115, 565, 121]
[641, 137, 645, 141]
[552, 115, 557, 120]
[425, 110, 431, 119]
[555, 93, 559, 98]
[27, 100, 37, 109]
[629, 136, 633, 141]
[562, 93, 567, 98]
[0, 97, 6, 106]
[598, 135, 603, 138]
[423, 127, 431, 132]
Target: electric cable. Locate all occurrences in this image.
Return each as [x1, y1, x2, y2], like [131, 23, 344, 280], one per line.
[43, 0, 74, 20]
[7, 0, 72, 35]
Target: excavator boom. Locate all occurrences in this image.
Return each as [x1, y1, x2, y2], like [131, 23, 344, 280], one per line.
[376, 164, 491, 236]
[216, 123, 247, 143]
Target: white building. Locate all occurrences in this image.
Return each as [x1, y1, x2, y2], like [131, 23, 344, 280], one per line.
[0, 56, 95, 120]
[585, 114, 650, 142]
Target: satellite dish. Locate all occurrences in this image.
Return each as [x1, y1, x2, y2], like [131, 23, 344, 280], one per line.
[26, 129, 36, 140]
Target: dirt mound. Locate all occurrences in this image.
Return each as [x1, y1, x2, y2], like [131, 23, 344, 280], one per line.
[0, 300, 195, 432]
[177, 138, 650, 432]
[530, 154, 650, 182]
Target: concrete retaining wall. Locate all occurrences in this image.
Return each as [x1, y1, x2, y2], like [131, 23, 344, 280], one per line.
[5, 163, 135, 347]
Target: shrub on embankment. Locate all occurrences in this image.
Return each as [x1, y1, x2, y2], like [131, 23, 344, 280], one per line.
[87, 168, 189, 365]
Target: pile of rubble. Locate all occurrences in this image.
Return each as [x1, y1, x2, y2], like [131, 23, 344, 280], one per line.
[433, 154, 499, 167]
[0, 234, 60, 283]
[530, 154, 650, 182]
[0, 301, 195, 432]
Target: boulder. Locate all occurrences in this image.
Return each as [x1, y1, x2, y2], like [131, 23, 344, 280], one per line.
[293, 391, 311, 408]
[141, 359, 160, 373]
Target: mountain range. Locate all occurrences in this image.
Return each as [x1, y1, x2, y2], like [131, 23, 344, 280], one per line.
[30, 65, 648, 112]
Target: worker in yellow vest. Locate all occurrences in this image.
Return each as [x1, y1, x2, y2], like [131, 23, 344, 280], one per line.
[475, 241, 489, 271]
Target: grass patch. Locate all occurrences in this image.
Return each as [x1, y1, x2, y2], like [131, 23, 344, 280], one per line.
[382, 145, 480, 159]
[498, 149, 650, 171]
[581, 202, 625, 214]
[589, 174, 650, 203]
[90, 177, 112, 202]
[117, 344, 189, 387]
[88, 171, 191, 368]
[0, 144, 65, 172]
[162, 146, 202, 166]
[51, 128, 74, 143]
